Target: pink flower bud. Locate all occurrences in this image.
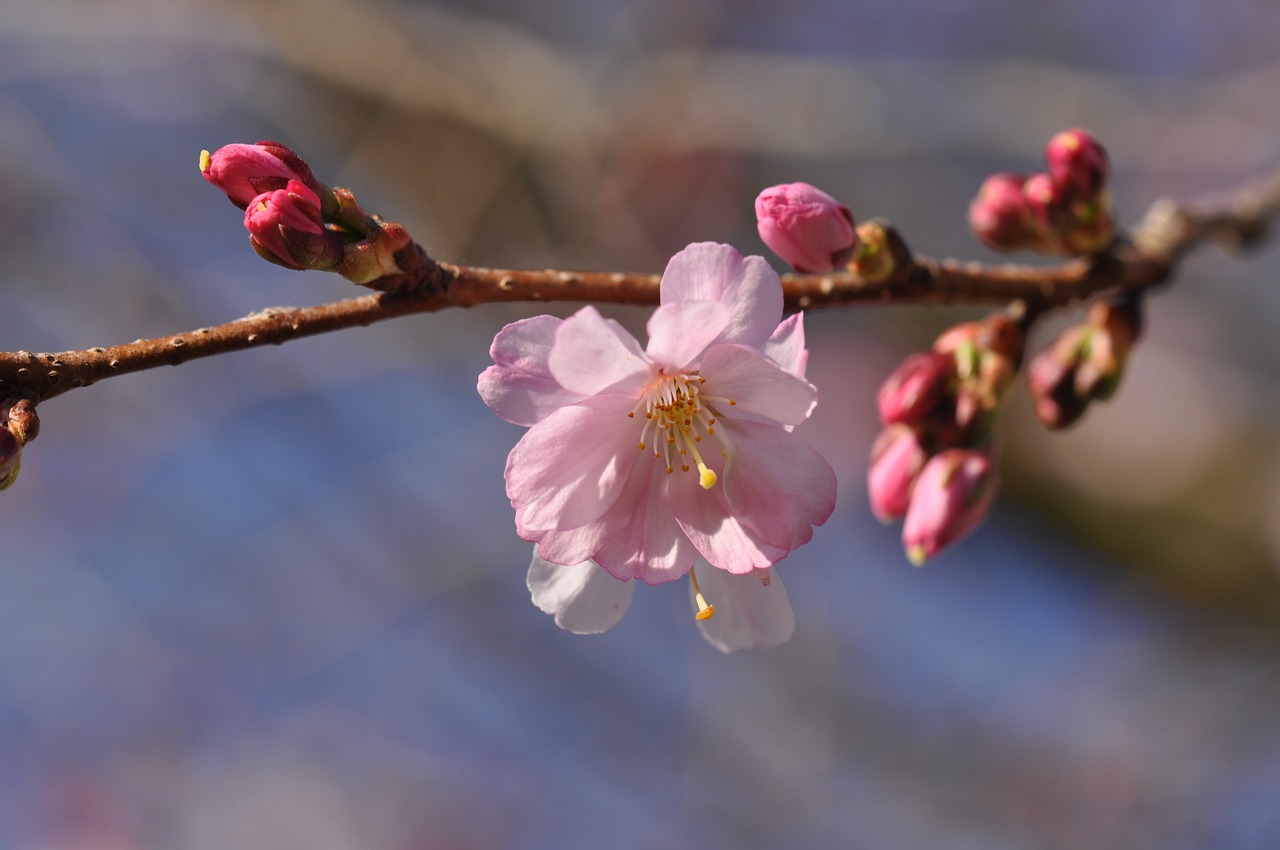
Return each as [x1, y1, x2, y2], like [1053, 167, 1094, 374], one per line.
[968, 172, 1034, 252]
[201, 141, 319, 209]
[243, 180, 342, 271]
[868, 425, 928, 522]
[878, 351, 955, 425]
[755, 182, 857, 273]
[1045, 128, 1109, 199]
[1021, 172, 1071, 233]
[902, 449, 997, 565]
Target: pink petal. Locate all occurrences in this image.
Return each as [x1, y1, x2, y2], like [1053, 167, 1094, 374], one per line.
[644, 300, 730, 371]
[668, 460, 789, 573]
[590, 455, 699, 585]
[761, 313, 808, 379]
[692, 568, 795, 652]
[548, 306, 650, 396]
[527, 550, 634, 634]
[528, 520, 620, 567]
[699, 344, 818, 427]
[720, 418, 836, 551]
[507, 395, 639, 532]
[478, 315, 584, 426]
[659, 243, 782, 349]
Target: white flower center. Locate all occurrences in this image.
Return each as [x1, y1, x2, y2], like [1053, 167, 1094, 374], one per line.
[629, 369, 734, 490]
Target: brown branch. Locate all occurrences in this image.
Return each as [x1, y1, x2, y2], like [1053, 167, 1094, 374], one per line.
[1, 164, 1276, 412]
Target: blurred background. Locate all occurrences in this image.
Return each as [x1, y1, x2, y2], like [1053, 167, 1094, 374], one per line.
[2, 0, 1280, 847]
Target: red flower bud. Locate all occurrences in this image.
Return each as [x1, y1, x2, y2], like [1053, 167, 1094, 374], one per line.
[201, 141, 320, 209]
[755, 182, 858, 273]
[968, 172, 1034, 252]
[243, 180, 342, 271]
[902, 449, 998, 565]
[1045, 128, 1109, 199]
[878, 351, 955, 425]
[868, 425, 928, 522]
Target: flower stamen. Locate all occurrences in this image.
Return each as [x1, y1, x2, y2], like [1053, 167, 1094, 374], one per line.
[689, 566, 715, 621]
[635, 369, 725, 488]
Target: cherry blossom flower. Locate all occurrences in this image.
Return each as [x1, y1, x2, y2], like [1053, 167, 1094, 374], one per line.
[479, 241, 835, 650]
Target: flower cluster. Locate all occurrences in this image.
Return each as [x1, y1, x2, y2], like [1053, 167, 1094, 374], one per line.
[968, 129, 1113, 256]
[478, 242, 836, 651]
[1027, 294, 1144, 430]
[868, 313, 1024, 564]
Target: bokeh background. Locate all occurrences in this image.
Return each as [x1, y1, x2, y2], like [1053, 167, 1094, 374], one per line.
[2, 0, 1280, 847]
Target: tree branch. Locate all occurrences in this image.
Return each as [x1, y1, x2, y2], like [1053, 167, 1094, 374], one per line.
[1, 164, 1276, 410]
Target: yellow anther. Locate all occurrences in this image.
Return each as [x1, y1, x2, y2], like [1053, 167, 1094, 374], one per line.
[199, 149, 211, 173]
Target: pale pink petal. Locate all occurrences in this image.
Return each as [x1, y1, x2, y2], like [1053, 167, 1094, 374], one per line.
[527, 550, 634, 634]
[668, 459, 789, 574]
[507, 395, 639, 532]
[658, 243, 782, 349]
[591, 456, 699, 585]
[699, 344, 818, 427]
[644, 300, 730, 371]
[720, 418, 837, 551]
[692, 568, 795, 652]
[761, 313, 808, 379]
[548, 306, 650, 396]
[528, 520, 620, 567]
[478, 315, 584, 426]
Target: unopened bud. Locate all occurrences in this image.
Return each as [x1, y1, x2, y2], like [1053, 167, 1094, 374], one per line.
[1045, 128, 1109, 199]
[755, 182, 858, 273]
[878, 351, 955, 425]
[932, 312, 1025, 440]
[868, 425, 928, 523]
[201, 141, 324, 210]
[244, 180, 343, 271]
[902, 449, 998, 565]
[1026, 325, 1091, 430]
[968, 172, 1035, 252]
[0, 398, 36, 491]
[1027, 294, 1143, 430]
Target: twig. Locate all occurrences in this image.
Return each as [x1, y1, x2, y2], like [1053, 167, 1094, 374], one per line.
[0, 164, 1276, 411]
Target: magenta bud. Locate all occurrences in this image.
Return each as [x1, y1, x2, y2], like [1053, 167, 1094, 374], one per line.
[1021, 172, 1070, 232]
[902, 449, 998, 565]
[968, 172, 1034, 252]
[243, 180, 342, 271]
[1045, 129, 1109, 199]
[878, 351, 955, 425]
[868, 425, 927, 522]
[755, 182, 858, 273]
[201, 141, 320, 210]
